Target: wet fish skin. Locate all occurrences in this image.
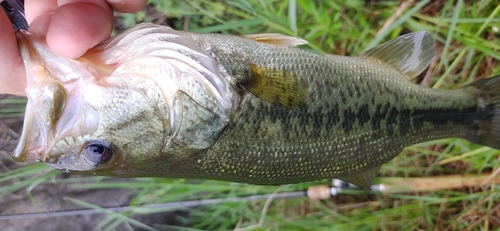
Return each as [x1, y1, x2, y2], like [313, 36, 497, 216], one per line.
[13, 24, 500, 188]
[167, 30, 487, 186]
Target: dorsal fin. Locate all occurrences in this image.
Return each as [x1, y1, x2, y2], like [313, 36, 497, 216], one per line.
[240, 64, 305, 109]
[358, 31, 436, 79]
[241, 33, 308, 47]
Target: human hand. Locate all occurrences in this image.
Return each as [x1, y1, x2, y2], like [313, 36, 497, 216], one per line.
[0, 0, 147, 96]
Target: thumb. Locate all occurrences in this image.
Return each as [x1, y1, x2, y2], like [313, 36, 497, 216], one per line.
[0, 11, 26, 96]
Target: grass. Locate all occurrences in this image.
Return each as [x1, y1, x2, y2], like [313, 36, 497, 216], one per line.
[1, 0, 500, 230]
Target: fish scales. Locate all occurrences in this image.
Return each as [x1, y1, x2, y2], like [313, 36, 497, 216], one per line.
[12, 24, 500, 188]
[166, 32, 480, 184]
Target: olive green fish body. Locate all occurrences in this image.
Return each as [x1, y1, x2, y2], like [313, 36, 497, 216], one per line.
[13, 23, 500, 188]
[165, 32, 483, 186]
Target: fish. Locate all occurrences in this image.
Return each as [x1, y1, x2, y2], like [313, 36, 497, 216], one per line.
[11, 23, 500, 188]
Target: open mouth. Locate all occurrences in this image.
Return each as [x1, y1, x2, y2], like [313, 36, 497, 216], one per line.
[13, 100, 44, 162]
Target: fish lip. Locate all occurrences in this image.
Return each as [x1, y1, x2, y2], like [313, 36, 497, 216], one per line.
[13, 100, 45, 162]
[13, 30, 45, 162]
[44, 150, 99, 172]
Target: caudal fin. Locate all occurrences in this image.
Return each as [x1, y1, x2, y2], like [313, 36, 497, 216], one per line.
[463, 75, 500, 149]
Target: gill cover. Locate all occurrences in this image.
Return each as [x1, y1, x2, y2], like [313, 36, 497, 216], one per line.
[85, 23, 238, 157]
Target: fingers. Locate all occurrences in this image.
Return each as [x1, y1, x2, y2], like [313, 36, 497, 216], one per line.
[46, 3, 114, 58]
[24, 0, 57, 25]
[0, 0, 146, 95]
[0, 11, 26, 96]
[25, 0, 147, 58]
[106, 0, 148, 13]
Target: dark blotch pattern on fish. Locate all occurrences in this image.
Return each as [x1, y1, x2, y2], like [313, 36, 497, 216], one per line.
[262, 98, 478, 141]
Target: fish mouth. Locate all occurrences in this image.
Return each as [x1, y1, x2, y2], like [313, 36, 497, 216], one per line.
[12, 84, 100, 165]
[12, 80, 69, 162]
[13, 29, 100, 164]
[13, 100, 45, 162]
[13, 94, 101, 169]
[45, 151, 97, 172]
[13, 30, 55, 162]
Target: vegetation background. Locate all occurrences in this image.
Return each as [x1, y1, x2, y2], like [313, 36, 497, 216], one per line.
[0, 0, 499, 230]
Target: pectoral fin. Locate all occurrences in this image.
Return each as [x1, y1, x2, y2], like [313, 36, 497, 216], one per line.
[241, 33, 308, 47]
[358, 31, 436, 80]
[338, 165, 381, 189]
[240, 64, 305, 109]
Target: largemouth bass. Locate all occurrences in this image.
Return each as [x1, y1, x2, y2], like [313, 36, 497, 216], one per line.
[12, 23, 500, 188]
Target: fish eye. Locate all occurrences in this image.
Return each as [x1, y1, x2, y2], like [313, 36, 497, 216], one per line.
[82, 141, 113, 166]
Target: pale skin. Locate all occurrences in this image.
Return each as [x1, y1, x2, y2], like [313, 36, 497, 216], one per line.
[0, 0, 148, 96]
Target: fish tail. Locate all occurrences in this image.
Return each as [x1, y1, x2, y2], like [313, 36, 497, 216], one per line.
[463, 75, 500, 149]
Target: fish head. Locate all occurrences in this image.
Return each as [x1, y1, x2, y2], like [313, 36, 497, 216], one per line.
[12, 30, 162, 175]
[13, 24, 235, 176]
